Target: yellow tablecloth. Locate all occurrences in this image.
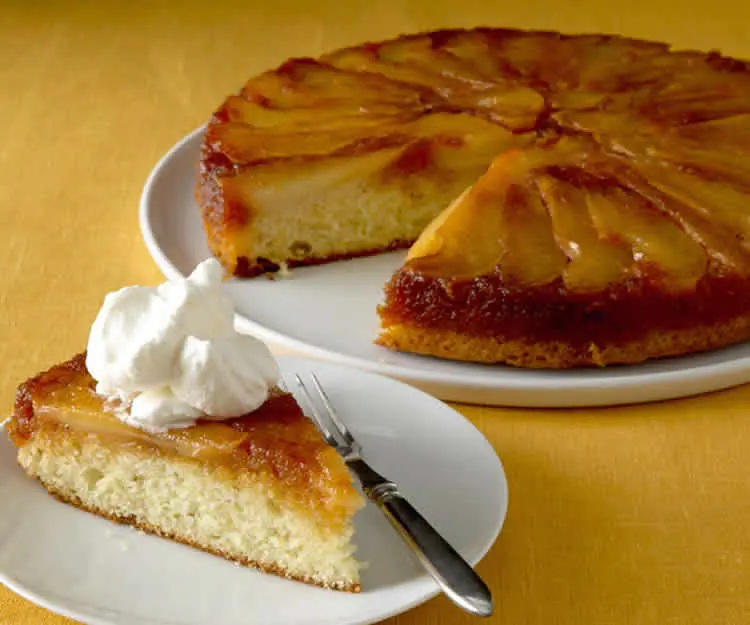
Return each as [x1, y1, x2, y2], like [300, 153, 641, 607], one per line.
[2, 1, 750, 623]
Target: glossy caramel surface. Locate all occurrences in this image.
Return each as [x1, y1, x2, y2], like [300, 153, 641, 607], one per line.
[10, 354, 360, 522]
[200, 28, 750, 289]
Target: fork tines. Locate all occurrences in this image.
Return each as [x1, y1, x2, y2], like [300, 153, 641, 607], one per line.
[292, 372, 354, 450]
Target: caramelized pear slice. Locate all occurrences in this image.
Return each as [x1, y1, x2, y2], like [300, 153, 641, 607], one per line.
[676, 114, 750, 146]
[612, 165, 750, 271]
[652, 94, 750, 125]
[37, 393, 155, 444]
[219, 95, 420, 131]
[554, 109, 640, 143]
[535, 174, 632, 292]
[34, 373, 151, 442]
[565, 36, 668, 92]
[439, 31, 523, 79]
[35, 372, 250, 461]
[455, 87, 545, 130]
[559, 110, 750, 186]
[632, 162, 750, 239]
[342, 34, 535, 87]
[40, 394, 248, 461]
[241, 59, 429, 108]
[566, 50, 718, 101]
[207, 122, 396, 163]
[487, 31, 663, 89]
[489, 32, 572, 82]
[627, 140, 750, 188]
[649, 72, 750, 123]
[325, 45, 544, 130]
[496, 180, 569, 286]
[325, 46, 474, 90]
[584, 184, 707, 290]
[157, 424, 248, 460]
[209, 113, 515, 165]
[403, 114, 529, 171]
[373, 36, 498, 86]
[407, 148, 567, 285]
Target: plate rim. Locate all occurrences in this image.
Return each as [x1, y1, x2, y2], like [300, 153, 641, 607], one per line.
[0, 354, 507, 625]
[138, 127, 750, 407]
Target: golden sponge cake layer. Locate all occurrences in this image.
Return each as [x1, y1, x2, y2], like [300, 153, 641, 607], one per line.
[17, 428, 360, 590]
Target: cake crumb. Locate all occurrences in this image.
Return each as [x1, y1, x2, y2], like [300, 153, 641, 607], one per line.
[277, 262, 292, 279]
[263, 262, 293, 281]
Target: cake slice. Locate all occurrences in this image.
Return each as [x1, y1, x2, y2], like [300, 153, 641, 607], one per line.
[6, 354, 363, 591]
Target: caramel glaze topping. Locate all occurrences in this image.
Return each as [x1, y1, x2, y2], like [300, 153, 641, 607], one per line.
[196, 27, 750, 290]
[380, 266, 750, 346]
[9, 354, 359, 525]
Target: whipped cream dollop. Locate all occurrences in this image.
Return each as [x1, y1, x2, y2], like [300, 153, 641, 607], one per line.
[86, 259, 279, 433]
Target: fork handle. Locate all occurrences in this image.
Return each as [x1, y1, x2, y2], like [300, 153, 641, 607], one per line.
[350, 460, 493, 617]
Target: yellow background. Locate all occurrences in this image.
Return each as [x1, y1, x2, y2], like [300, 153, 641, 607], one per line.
[2, 1, 750, 623]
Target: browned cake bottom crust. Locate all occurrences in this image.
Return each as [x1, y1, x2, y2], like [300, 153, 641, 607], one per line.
[377, 314, 750, 368]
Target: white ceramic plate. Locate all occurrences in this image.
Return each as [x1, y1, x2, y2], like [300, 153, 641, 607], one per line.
[0, 356, 507, 625]
[139, 128, 750, 407]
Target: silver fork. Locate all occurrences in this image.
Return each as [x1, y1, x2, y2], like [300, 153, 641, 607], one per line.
[293, 372, 494, 618]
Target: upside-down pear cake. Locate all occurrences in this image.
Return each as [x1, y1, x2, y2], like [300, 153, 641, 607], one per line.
[7, 357, 363, 591]
[6, 261, 363, 590]
[197, 28, 750, 368]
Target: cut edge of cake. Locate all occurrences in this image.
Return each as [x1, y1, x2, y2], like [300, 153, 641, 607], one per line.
[16, 432, 361, 591]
